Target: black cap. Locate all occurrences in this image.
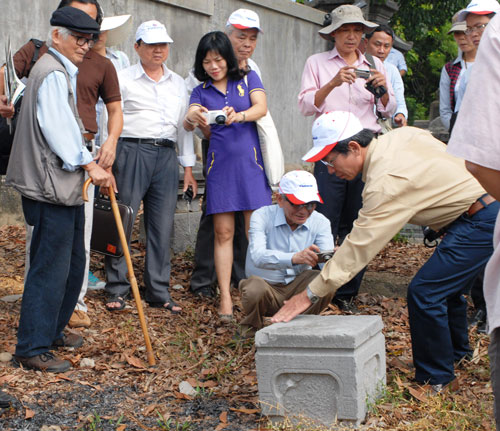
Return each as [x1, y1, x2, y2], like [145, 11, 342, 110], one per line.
[50, 6, 100, 35]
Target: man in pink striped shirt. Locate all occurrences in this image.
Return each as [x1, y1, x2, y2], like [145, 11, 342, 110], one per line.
[298, 4, 395, 312]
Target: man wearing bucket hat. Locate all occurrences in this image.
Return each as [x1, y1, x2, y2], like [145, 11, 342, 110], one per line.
[187, 8, 264, 300]
[6, 6, 115, 373]
[298, 4, 395, 313]
[237, 170, 334, 338]
[104, 21, 197, 314]
[439, 10, 477, 132]
[272, 111, 499, 393]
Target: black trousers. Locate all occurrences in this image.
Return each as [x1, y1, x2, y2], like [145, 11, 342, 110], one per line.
[190, 139, 248, 293]
[314, 161, 366, 300]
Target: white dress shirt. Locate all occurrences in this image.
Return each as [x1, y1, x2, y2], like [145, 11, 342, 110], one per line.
[246, 205, 334, 284]
[119, 62, 196, 167]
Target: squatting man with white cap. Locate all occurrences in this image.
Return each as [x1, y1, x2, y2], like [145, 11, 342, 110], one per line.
[104, 20, 197, 313]
[272, 111, 499, 393]
[237, 170, 335, 339]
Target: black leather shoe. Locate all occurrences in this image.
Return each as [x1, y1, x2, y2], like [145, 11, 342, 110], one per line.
[0, 389, 14, 408]
[332, 297, 360, 314]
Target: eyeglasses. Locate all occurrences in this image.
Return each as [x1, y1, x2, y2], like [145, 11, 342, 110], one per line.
[285, 196, 316, 211]
[465, 23, 488, 35]
[320, 153, 340, 169]
[70, 32, 95, 48]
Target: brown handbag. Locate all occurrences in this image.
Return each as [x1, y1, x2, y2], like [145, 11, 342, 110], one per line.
[91, 194, 134, 257]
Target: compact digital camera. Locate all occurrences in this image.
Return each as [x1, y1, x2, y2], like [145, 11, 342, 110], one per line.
[316, 250, 334, 263]
[354, 69, 371, 79]
[354, 69, 387, 99]
[203, 110, 227, 125]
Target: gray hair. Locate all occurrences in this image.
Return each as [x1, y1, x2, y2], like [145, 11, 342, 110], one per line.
[47, 26, 71, 47]
[224, 24, 236, 36]
[224, 24, 259, 38]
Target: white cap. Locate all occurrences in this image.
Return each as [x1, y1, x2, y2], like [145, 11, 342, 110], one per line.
[226, 9, 262, 32]
[457, 0, 500, 21]
[135, 20, 173, 44]
[101, 15, 133, 46]
[302, 111, 364, 163]
[279, 170, 323, 205]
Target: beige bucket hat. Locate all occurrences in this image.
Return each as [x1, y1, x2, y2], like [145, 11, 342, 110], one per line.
[319, 4, 377, 39]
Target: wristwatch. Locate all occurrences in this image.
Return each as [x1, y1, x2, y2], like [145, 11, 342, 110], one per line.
[306, 286, 320, 304]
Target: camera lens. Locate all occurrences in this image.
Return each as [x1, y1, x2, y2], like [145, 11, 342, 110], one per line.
[215, 115, 226, 125]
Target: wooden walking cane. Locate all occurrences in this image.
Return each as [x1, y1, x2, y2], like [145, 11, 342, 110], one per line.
[82, 178, 156, 366]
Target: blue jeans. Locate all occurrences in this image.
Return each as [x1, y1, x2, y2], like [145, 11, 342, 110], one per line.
[314, 161, 366, 300]
[408, 201, 500, 385]
[15, 197, 85, 358]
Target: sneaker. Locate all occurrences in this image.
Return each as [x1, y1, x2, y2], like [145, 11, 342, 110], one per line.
[51, 332, 84, 349]
[14, 352, 71, 373]
[88, 271, 105, 290]
[68, 310, 91, 328]
[332, 297, 360, 314]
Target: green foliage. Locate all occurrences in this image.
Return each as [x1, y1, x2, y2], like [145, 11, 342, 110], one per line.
[391, 0, 470, 117]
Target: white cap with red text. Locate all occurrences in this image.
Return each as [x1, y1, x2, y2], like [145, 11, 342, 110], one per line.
[226, 9, 262, 32]
[457, 0, 500, 21]
[302, 111, 363, 163]
[279, 170, 323, 205]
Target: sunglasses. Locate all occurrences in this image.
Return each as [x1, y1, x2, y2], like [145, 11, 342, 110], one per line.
[285, 196, 317, 211]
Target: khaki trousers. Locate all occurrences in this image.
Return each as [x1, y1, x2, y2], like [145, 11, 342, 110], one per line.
[239, 270, 334, 330]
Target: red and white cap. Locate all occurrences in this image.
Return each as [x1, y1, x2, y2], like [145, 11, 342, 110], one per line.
[279, 170, 323, 205]
[457, 0, 500, 21]
[302, 111, 363, 163]
[226, 9, 262, 32]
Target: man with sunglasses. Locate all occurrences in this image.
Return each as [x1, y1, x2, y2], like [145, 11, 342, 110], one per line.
[272, 110, 499, 393]
[237, 170, 334, 339]
[6, 7, 115, 373]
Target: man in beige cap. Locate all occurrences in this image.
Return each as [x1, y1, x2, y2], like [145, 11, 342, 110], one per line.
[238, 170, 334, 338]
[298, 4, 395, 313]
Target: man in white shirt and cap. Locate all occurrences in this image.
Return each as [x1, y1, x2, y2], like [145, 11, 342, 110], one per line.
[104, 20, 197, 313]
[238, 170, 335, 338]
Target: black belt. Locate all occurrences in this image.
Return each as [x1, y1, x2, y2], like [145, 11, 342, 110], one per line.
[122, 137, 175, 148]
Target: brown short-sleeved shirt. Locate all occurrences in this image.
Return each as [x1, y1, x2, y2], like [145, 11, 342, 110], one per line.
[14, 41, 121, 133]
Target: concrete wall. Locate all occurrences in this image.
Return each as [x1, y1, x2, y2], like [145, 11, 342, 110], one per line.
[0, 0, 327, 226]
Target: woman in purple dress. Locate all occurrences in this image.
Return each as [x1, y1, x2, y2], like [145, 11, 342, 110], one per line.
[184, 31, 271, 322]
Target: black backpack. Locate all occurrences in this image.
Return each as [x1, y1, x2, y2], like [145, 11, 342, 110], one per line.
[0, 39, 44, 175]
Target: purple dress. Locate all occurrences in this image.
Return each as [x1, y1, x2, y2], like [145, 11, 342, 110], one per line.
[190, 71, 272, 215]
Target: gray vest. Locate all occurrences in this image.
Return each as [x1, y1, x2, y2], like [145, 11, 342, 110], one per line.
[6, 51, 86, 206]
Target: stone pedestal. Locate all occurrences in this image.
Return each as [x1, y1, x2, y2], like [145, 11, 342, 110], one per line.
[255, 315, 386, 427]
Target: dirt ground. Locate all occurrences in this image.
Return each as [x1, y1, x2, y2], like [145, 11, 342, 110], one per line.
[0, 225, 494, 430]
